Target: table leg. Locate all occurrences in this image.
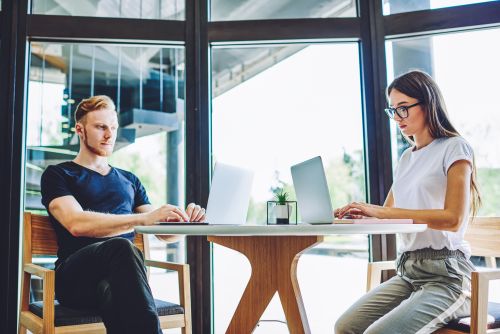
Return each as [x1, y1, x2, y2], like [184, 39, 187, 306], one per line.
[208, 235, 323, 334]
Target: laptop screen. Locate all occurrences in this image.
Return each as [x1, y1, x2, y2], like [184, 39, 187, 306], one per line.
[291, 156, 333, 224]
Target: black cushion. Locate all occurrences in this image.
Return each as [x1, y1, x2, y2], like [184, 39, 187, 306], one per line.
[444, 302, 500, 332]
[29, 299, 184, 327]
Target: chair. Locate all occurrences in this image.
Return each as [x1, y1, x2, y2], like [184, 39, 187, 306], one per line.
[19, 212, 192, 334]
[367, 217, 500, 334]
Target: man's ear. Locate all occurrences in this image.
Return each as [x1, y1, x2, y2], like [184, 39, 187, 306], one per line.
[75, 122, 84, 137]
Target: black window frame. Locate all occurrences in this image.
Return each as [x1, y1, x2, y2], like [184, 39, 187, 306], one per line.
[2, 1, 500, 333]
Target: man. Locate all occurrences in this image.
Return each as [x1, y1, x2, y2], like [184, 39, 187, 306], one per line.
[41, 95, 204, 334]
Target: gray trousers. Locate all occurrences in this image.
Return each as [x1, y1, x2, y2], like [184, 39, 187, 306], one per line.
[335, 248, 475, 334]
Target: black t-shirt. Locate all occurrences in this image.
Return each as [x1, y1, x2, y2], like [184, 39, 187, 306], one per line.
[40, 161, 150, 266]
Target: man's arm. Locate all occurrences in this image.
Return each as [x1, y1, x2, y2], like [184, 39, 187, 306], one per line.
[136, 204, 179, 243]
[135, 204, 154, 213]
[49, 196, 189, 238]
[135, 203, 206, 243]
[135, 203, 206, 221]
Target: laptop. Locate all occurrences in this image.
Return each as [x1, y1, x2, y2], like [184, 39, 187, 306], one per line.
[291, 156, 412, 225]
[291, 156, 334, 224]
[160, 162, 254, 225]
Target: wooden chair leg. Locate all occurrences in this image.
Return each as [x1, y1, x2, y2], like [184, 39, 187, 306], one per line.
[18, 325, 27, 334]
[181, 320, 192, 334]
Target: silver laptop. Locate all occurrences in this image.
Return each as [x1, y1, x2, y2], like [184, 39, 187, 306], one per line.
[160, 162, 253, 225]
[205, 162, 254, 225]
[291, 156, 334, 224]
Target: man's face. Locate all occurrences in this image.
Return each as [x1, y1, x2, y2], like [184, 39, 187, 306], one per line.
[76, 108, 119, 157]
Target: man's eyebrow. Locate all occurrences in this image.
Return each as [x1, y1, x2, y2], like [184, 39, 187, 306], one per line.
[93, 122, 117, 127]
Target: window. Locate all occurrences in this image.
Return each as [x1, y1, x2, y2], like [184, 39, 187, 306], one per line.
[25, 41, 186, 306]
[386, 28, 500, 304]
[31, 0, 184, 20]
[210, 0, 357, 21]
[211, 43, 368, 332]
[386, 28, 500, 217]
[383, 0, 496, 15]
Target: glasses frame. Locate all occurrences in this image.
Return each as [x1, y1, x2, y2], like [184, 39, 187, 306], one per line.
[384, 101, 422, 119]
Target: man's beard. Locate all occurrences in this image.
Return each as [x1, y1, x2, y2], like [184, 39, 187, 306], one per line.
[82, 128, 113, 157]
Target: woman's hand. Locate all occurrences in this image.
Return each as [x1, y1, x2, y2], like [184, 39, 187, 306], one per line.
[335, 202, 388, 219]
[333, 207, 365, 219]
[186, 203, 206, 222]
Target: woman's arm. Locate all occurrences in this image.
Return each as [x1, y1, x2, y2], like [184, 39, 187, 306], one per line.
[336, 160, 472, 232]
[383, 189, 394, 208]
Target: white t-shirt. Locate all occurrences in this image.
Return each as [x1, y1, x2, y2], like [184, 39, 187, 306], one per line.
[392, 136, 474, 258]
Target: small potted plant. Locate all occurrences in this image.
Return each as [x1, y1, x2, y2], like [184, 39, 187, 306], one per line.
[274, 189, 291, 224]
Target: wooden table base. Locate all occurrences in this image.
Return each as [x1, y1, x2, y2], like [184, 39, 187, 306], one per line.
[208, 235, 323, 334]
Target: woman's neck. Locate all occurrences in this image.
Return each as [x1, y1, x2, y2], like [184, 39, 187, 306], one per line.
[413, 129, 434, 151]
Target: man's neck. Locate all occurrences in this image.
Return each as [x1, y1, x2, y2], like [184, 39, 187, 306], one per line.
[73, 151, 110, 174]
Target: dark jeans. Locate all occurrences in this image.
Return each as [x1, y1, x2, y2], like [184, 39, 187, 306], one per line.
[55, 238, 162, 334]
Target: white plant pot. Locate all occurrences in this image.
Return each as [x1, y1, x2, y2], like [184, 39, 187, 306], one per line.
[274, 204, 292, 224]
[274, 204, 291, 218]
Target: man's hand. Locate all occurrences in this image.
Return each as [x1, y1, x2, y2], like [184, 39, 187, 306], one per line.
[153, 203, 206, 243]
[186, 203, 206, 222]
[144, 205, 190, 225]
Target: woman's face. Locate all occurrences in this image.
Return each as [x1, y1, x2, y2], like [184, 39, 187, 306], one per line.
[388, 88, 427, 138]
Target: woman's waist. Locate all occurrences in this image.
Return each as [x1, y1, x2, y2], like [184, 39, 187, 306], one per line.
[399, 247, 466, 260]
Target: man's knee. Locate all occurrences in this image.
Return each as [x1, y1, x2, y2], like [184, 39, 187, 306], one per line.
[97, 280, 112, 307]
[99, 238, 142, 259]
[102, 237, 135, 250]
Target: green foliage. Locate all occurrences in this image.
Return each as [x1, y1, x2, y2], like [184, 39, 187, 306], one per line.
[274, 188, 289, 205]
[246, 151, 367, 224]
[246, 197, 267, 223]
[476, 167, 500, 216]
[328, 149, 366, 207]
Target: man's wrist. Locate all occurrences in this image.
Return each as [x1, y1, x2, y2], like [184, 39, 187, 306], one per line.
[136, 212, 150, 227]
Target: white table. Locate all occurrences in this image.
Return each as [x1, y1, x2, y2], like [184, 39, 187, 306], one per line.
[136, 222, 426, 334]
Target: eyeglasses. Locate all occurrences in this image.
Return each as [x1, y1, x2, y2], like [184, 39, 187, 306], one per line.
[384, 102, 421, 119]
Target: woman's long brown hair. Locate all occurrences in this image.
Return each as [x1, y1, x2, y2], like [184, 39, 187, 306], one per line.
[387, 70, 481, 216]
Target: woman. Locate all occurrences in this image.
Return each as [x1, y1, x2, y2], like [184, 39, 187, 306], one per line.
[334, 70, 481, 334]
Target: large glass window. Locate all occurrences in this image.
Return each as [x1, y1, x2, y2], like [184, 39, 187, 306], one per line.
[31, 0, 185, 20]
[386, 28, 500, 217]
[25, 41, 186, 311]
[383, 0, 496, 15]
[210, 0, 357, 21]
[386, 28, 500, 303]
[211, 43, 367, 332]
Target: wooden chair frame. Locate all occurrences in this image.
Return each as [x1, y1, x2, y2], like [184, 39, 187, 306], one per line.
[367, 217, 500, 334]
[19, 212, 192, 334]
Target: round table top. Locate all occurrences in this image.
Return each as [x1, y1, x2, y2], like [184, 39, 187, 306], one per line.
[135, 222, 426, 236]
